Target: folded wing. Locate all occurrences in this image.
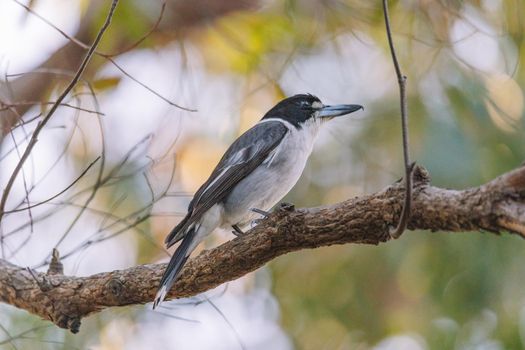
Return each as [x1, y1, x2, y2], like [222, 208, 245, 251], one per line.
[165, 121, 289, 247]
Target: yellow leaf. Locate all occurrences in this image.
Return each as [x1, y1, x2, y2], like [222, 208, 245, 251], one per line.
[92, 77, 122, 92]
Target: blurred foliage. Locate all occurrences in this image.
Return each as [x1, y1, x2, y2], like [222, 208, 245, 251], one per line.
[1, 0, 525, 349]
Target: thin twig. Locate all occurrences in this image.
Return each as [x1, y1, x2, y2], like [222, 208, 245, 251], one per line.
[2, 157, 100, 214]
[11, 0, 90, 49]
[10, 0, 195, 112]
[102, 1, 167, 58]
[50, 134, 151, 253]
[0, 321, 18, 350]
[0, 325, 51, 347]
[205, 296, 247, 350]
[0, 0, 119, 252]
[382, 0, 414, 239]
[7, 125, 34, 250]
[0, 101, 104, 115]
[104, 57, 195, 111]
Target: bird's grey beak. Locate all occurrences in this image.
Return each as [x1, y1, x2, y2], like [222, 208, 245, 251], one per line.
[318, 104, 364, 119]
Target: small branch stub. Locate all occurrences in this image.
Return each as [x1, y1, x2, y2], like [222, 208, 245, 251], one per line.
[47, 248, 64, 275]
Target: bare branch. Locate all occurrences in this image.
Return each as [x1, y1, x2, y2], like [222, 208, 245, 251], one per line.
[9, 0, 195, 112]
[382, 0, 414, 239]
[2, 157, 100, 214]
[0, 164, 524, 333]
[0, 0, 119, 234]
[103, 57, 196, 111]
[1, 0, 259, 135]
[0, 101, 104, 115]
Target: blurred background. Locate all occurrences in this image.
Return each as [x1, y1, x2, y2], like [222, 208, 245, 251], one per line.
[0, 0, 524, 349]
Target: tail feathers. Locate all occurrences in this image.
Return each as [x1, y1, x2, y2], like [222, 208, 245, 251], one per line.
[153, 228, 196, 309]
[165, 212, 192, 248]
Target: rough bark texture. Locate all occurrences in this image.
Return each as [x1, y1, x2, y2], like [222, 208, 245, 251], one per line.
[0, 165, 524, 333]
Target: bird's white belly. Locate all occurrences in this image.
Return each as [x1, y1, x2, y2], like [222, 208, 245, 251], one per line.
[221, 121, 318, 228]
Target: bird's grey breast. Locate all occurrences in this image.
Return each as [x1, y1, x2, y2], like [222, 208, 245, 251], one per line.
[221, 118, 319, 227]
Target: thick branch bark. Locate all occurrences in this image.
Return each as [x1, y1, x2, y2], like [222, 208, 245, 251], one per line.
[0, 165, 524, 333]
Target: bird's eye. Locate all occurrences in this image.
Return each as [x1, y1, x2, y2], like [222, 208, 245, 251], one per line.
[299, 101, 313, 110]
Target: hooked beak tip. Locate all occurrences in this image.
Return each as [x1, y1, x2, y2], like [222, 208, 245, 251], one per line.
[318, 104, 364, 118]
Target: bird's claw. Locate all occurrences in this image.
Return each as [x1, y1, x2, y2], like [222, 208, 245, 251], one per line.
[250, 218, 265, 227]
[250, 207, 271, 218]
[249, 207, 274, 227]
[278, 202, 295, 212]
[231, 224, 245, 237]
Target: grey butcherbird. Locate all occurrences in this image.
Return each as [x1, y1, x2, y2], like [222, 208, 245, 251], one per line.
[153, 94, 363, 308]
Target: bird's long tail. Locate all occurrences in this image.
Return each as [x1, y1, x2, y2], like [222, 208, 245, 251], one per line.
[153, 227, 197, 309]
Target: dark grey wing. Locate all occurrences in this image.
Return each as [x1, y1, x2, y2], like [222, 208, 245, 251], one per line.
[165, 121, 288, 247]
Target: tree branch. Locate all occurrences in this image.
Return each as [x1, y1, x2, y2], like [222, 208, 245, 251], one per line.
[0, 0, 118, 232]
[0, 164, 524, 332]
[0, 0, 260, 139]
[382, 0, 414, 239]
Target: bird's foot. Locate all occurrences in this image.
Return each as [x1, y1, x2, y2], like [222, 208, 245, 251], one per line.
[249, 207, 273, 227]
[231, 224, 245, 237]
[278, 202, 295, 212]
[250, 207, 271, 218]
[250, 218, 263, 227]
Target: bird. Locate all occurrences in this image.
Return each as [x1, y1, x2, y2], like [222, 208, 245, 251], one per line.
[153, 94, 363, 308]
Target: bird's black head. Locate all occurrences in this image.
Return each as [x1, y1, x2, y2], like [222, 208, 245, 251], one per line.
[262, 94, 363, 128]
